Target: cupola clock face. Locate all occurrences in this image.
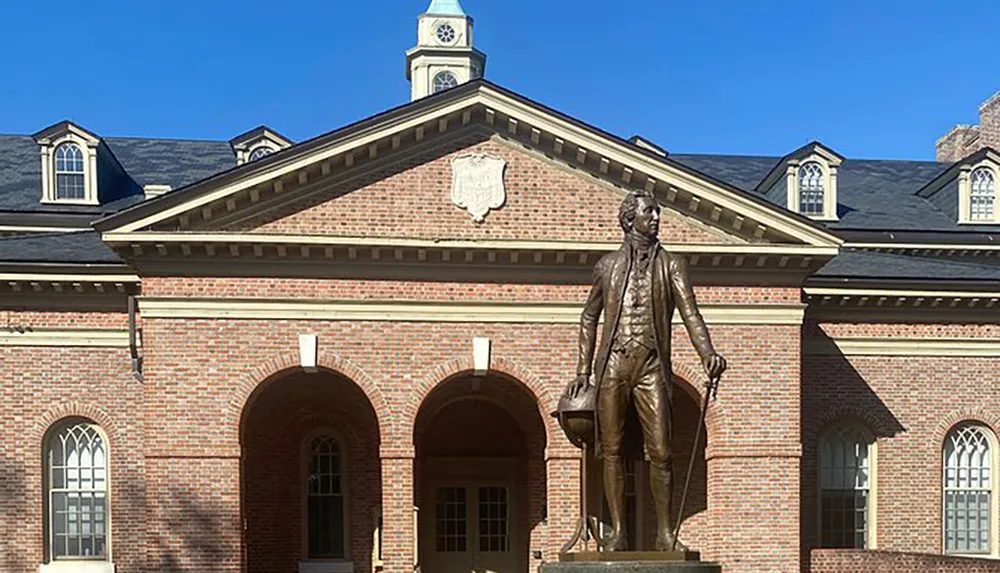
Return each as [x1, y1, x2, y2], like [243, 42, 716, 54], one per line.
[435, 23, 456, 44]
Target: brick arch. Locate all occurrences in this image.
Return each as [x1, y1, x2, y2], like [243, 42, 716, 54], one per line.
[935, 407, 1000, 447]
[804, 405, 896, 444]
[408, 355, 557, 449]
[30, 402, 121, 451]
[230, 350, 395, 446]
[671, 360, 723, 438]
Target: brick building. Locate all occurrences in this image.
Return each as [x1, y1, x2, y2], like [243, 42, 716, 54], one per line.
[1, 2, 998, 573]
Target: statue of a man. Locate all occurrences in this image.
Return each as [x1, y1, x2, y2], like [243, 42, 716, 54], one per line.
[567, 189, 727, 552]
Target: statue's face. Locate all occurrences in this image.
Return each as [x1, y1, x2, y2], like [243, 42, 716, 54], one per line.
[631, 196, 660, 238]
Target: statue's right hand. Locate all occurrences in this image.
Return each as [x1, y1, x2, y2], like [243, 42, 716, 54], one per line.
[566, 374, 591, 400]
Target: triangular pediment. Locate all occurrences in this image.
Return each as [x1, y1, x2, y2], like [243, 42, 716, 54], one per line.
[96, 81, 842, 257]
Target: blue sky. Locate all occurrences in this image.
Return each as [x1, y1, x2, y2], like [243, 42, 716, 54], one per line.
[0, 0, 995, 160]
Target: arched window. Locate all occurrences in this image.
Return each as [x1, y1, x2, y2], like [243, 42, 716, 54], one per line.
[306, 434, 346, 559]
[248, 146, 274, 162]
[54, 143, 86, 200]
[944, 423, 995, 554]
[819, 425, 873, 548]
[433, 71, 459, 94]
[970, 167, 996, 222]
[798, 162, 825, 216]
[45, 419, 108, 561]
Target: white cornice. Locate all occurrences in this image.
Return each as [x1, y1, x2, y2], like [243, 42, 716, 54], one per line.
[102, 232, 840, 257]
[0, 273, 139, 283]
[0, 329, 130, 348]
[138, 298, 806, 325]
[806, 336, 1000, 357]
[479, 88, 842, 248]
[105, 86, 842, 251]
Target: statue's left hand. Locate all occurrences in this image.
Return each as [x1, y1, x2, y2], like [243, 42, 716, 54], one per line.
[703, 353, 727, 381]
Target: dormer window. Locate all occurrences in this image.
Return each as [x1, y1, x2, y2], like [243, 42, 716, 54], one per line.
[798, 162, 825, 216]
[230, 126, 293, 166]
[54, 143, 86, 200]
[33, 121, 100, 205]
[970, 166, 996, 221]
[248, 146, 275, 162]
[918, 149, 1000, 225]
[756, 141, 842, 221]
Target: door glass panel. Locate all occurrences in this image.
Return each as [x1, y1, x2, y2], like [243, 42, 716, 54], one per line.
[478, 486, 509, 552]
[435, 487, 467, 552]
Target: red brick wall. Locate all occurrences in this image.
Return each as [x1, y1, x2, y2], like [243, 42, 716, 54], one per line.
[228, 137, 732, 245]
[802, 319, 1000, 559]
[811, 549, 1000, 572]
[0, 343, 144, 573]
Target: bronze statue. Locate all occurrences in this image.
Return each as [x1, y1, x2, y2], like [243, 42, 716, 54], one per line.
[565, 189, 727, 552]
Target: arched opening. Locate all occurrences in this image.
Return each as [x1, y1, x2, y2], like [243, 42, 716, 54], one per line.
[414, 373, 546, 573]
[240, 369, 382, 573]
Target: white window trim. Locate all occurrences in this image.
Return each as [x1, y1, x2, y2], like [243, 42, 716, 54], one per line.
[787, 153, 839, 221]
[817, 423, 877, 550]
[300, 429, 351, 564]
[42, 419, 114, 568]
[39, 134, 99, 206]
[39, 562, 116, 573]
[958, 161, 999, 225]
[943, 422, 1000, 557]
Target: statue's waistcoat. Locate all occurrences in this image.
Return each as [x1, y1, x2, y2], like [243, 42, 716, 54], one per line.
[614, 248, 656, 352]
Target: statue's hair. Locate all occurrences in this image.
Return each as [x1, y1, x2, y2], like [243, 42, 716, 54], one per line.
[618, 189, 656, 233]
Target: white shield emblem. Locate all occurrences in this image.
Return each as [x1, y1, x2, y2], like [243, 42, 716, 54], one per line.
[451, 154, 507, 223]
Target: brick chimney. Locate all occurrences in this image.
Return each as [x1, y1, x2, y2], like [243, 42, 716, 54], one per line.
[981, 91, 1000, 151]
[936, 91, 1000, 162]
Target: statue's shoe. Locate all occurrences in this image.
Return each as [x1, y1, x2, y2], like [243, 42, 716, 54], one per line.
[602, 531, 628, 552]
[656, 533, 688, 552]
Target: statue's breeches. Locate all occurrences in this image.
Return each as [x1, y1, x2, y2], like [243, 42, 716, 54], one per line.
[598, 344, 672, 464]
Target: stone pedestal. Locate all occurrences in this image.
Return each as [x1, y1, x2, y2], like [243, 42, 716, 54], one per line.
[540, 552, 722, 573]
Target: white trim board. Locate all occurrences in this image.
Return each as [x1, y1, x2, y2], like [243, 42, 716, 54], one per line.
[137, 298, 806, 325]
[0, 329, 131, 348]
[806, 337, 1000, 357]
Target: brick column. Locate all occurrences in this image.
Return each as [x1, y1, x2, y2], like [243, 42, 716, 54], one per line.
[381, 455, 415, 572]
[702, 324, 803, 573]
[545, 454, 581, 561]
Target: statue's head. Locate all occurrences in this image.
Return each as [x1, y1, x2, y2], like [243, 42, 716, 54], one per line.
[618, 190, 660, 239]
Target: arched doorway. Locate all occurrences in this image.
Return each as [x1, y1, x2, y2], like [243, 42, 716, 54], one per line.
[240, 369, 382, 573]
[414, 373, 546, 573]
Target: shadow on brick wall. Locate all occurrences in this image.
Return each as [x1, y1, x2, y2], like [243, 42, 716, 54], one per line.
[0, 453, 28, 573]
[152, 490, 231, 572]
[798, 331, 907, 572]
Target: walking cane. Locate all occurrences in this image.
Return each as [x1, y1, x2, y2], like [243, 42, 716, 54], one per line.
[671, 373, 720, 551]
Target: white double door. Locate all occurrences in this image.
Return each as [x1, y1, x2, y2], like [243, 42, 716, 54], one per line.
[421, 457, 521, 573]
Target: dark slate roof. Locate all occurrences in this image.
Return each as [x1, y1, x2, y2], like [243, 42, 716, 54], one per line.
[668, 153, 986, 232]
[0, 134, 235, 214]
[814, 249, 1000, 282]
[0, 135, 45, 211]
[0, 231, 121, 264]
[669, 153, 778, 193]
[832, 159, 953, 230]
[104, 137, 235, 189]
